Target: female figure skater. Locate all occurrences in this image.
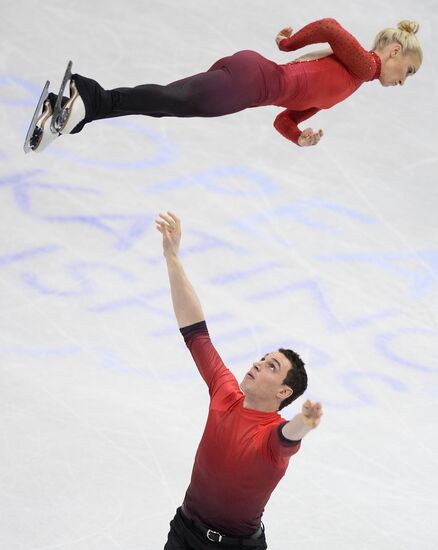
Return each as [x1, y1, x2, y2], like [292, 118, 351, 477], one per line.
[26, 18, 422, 152]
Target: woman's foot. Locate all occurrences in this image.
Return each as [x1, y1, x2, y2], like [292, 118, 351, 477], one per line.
[32, 80, 86, 153]
[29, 97, 56, 152]
[25, 60, 86, 153]
[53, 79, 86, 136]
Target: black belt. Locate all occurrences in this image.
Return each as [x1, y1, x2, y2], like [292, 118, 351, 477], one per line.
[180, 505, 264, 546]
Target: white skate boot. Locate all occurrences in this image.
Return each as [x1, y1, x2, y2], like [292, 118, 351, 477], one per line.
[50, 60, 86, 137]
[23, 61, 86, 153]
[23, 80, 51, 153]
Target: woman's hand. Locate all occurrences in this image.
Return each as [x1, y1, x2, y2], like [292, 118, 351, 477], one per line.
[275, 26, 293, 47]
[298, 127, 324, 147]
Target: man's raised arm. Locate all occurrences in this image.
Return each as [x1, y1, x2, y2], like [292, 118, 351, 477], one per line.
[156, 211, 205, 328]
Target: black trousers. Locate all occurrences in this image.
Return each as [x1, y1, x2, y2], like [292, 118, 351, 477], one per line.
[70, 50, 282, 134]
[163, 508, 268, 550]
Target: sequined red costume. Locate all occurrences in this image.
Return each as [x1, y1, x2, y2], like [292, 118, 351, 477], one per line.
[72, 18, 381, 145]
[273, 17, 381, 143]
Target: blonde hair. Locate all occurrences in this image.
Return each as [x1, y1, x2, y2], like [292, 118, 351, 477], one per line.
[373, 20, 423, 63]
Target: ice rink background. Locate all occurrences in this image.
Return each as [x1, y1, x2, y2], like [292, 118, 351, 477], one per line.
[1, 1, 437, 549]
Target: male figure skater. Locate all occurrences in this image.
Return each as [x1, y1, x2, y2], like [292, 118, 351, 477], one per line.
[156, 212, 323, 550]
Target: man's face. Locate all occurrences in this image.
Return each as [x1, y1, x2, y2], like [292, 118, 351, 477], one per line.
[240, 351, 293, 405]
[379, 48, 420, 87]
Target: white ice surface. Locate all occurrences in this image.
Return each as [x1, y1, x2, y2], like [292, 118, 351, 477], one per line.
[1, 1, 437, 549]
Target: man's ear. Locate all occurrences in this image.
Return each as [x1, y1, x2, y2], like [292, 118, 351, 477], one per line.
[277, 386, 293, 401]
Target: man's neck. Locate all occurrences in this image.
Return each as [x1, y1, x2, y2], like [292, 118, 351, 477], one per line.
[242, 395, 278, 413]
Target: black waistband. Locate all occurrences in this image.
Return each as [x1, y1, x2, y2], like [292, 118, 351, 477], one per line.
[179, 505, 264, 546]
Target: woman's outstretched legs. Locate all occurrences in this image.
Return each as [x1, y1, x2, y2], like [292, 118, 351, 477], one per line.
[70, 51, 282, 134]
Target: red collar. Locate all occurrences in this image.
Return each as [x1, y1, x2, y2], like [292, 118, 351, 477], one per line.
[370, 51, 382, 80]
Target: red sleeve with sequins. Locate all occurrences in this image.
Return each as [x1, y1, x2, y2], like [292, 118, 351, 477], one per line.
[279, 18, 380, 82]
[273, 107, 320, 145]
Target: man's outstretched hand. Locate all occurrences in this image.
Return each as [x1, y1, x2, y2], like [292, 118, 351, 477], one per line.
[156, 211, 181, 258]
[301, 400, 323, 429]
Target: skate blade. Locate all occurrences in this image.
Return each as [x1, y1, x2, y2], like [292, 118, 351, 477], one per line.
[31, 101, 60, 153]
[23, 80, 50, 153]
[57, 79, 82, 134]
[50, 60, 73, 134]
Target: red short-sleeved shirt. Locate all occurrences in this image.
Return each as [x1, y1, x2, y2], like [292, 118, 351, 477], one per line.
[181, 321, 300, 536]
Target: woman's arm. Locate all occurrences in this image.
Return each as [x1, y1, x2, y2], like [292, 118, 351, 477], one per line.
[274, 107, 323, 147]
[275, 28, 333, 62]
[276, 18, 378, 81]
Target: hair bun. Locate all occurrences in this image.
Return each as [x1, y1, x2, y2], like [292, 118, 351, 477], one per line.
[397, 20, 420, 34]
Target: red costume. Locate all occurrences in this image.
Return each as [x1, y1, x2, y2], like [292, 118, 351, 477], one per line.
[72, 18, 381, 145]
[180, 322, 300, 537]
[273, 17, 381, 143]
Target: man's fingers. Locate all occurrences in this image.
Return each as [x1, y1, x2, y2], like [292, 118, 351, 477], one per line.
[303, 401, 323, 417]
[155, 220, 171, 236]
[159, 212, 175, 225]
[167, 211, 181, 226]
[159, 212, 180, 230]
[302, 400, 323, 426]
[303, 399, 312, 410]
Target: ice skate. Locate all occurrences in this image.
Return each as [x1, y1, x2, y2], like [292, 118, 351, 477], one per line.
[50, 60, 86, 136]
[23, 62, 86, 154]
[23, 80, 51, 153]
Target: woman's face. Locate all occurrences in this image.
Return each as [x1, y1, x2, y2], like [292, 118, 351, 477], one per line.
[379, 44, 420, 87]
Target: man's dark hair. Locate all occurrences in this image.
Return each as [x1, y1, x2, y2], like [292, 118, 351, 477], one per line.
[278, 348, 308, 410]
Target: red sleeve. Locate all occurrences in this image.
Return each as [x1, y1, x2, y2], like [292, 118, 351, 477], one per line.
[261, 422, 301, 462]
[273, 107, 320, 145]
[181, 321, 240, 403]
[279, 18, 380, 81]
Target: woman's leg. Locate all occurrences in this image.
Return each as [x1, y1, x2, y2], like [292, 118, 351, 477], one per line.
[70, 51, 276, 134]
